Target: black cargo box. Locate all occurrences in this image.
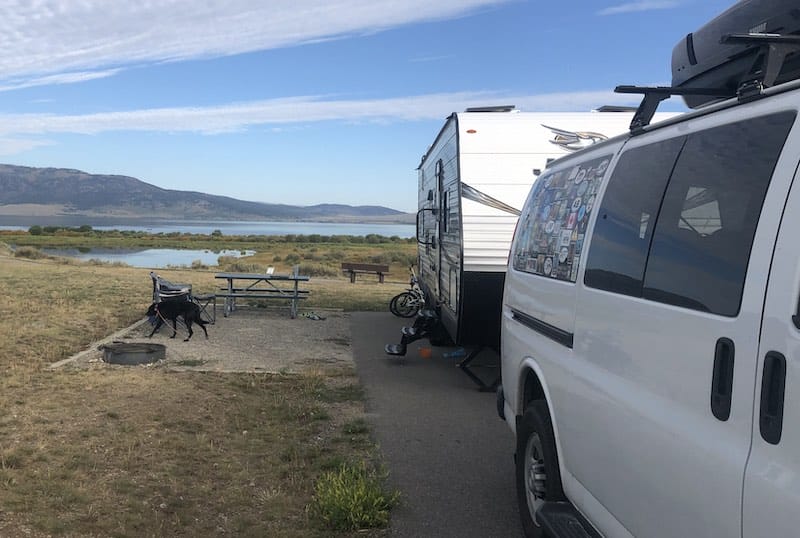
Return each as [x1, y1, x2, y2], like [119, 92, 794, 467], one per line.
[672, 0, 800, 109]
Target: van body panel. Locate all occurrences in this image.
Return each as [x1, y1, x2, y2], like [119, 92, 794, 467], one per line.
[503, 90, 800, 536]
[744, 156, 800, 536]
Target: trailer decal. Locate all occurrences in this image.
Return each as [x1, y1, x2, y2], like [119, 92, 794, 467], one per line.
[461, 183, 521, 216]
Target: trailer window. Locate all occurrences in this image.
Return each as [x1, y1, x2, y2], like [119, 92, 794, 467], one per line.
[512, 153, 614, 282]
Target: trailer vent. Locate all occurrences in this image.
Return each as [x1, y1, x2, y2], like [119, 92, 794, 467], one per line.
[594, 105, 638, 113]
[464, 105, 516, 113]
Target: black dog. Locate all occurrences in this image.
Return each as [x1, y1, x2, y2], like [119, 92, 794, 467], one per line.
[146, 300, 209, 341]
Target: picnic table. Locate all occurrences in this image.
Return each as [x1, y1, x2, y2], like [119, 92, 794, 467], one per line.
[215, 271, 310, 319]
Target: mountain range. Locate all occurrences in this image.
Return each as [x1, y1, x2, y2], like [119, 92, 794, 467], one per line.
[0, 164, 411, 222]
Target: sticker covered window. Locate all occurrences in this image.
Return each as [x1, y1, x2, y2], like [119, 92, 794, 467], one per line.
[512, 154, 613, 282]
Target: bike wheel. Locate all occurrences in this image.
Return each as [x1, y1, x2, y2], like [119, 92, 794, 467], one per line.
[391, 291, 419, 318]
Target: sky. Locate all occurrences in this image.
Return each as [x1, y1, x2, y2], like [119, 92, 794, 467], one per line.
[0, 0, 735, 213]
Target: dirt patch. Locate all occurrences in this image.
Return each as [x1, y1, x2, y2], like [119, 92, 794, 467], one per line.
[55, 307, 352, 373]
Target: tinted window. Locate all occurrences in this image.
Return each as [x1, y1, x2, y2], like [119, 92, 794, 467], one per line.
[643, 112, 796, 316]
[512, 154, 613, 282]
[584, 137, 685, 295]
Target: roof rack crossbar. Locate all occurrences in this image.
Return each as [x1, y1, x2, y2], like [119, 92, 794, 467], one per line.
[614, 85, 733, 132]
[618, 33, 800, 132]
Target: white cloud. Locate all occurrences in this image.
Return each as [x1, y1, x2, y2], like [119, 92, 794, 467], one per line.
[0, 70, 122, 92]
[0, 90, 646, 138]
[0, 0, 509, 84]
[597, 1, 680, 16]
[0, 138, 54, 155]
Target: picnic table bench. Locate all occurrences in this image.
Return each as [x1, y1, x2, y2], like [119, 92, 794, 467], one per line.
[215, 271, 310, 319]
[341, 262, 390, 283]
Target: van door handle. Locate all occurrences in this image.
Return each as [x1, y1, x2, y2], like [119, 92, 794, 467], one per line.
[710, 337, 735, 421]
[759, 351, 787, 445]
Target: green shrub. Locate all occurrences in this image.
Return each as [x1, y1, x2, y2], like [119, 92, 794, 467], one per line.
[217, 255, 237, 266]
[309, 462, 399, 531]
[324, 250, 346, 261]
[28, 225, 43, 236]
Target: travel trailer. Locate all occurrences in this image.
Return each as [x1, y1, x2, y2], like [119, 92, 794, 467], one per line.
[385, 107, 675, 361]
[499, 1, 800, 536]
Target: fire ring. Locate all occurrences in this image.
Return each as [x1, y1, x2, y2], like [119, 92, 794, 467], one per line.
[102, 342, 166, 365]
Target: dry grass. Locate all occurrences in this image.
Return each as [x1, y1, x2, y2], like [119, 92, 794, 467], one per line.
[0, 253, 404, 537]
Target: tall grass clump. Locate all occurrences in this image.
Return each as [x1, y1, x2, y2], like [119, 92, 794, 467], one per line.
[13, 246, 49, 260]
[217, 258, 262, 273]
[297, 262, 339, 277]
[310, 462, 399, 531]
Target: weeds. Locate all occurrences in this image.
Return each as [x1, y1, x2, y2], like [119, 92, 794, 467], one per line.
[310, 462, 399, 531]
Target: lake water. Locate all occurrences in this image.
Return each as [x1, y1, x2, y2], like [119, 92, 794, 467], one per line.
[41, 247, 256, 268]
[5, 217, 415, 268]
[0, 216, 415, 238]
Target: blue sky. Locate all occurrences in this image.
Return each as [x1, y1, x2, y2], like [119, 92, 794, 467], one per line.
[0, 0, 734, 213]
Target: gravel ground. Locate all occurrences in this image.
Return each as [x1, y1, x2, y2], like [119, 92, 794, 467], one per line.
[54, 306, 353, 373]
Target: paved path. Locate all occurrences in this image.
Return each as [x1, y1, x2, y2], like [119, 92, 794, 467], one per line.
[350, 312, 523, 538]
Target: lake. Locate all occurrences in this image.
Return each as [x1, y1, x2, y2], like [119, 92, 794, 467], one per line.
[40, 247, 256, 268]
[0, 216, 415, 238]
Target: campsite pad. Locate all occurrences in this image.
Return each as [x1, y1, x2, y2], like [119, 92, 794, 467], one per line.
[55, 308, 353, 373]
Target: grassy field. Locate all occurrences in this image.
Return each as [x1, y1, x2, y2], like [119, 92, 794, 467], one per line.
[0, 228, 418, 278]
[0, 237, 411, 537]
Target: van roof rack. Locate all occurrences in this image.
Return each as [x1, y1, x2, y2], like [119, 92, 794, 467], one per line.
[618, 32, 800, 132]
[614, 85, 732, 132]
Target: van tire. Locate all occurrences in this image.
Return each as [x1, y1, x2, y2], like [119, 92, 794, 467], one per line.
[515, 401, 565, 537]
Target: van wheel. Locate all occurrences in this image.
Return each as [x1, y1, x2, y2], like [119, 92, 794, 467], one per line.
[515, 401, 565, 537]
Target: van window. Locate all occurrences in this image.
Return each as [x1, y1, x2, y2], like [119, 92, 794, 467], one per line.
[584, 137, 685, 295]
[643, 111, 796, 316]
[512, 154, 613, 282]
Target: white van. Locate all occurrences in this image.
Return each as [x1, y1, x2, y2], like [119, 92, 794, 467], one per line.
[499, 1, 800, 536]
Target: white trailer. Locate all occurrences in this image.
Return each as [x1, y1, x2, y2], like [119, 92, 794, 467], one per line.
[388, 106, 677, 364]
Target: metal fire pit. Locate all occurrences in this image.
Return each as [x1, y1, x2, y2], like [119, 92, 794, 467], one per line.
[102, 342, 165, 365]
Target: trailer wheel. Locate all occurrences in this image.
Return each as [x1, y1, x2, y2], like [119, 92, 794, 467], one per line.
[515, 401, 565, 537]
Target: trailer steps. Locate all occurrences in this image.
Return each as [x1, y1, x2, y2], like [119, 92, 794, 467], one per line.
[384, 310, 440, 356]
[384, 343, 407, 356]
[401, 326, 419, 337]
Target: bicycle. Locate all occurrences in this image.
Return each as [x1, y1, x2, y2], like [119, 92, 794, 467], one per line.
[389, 266, 425, 318]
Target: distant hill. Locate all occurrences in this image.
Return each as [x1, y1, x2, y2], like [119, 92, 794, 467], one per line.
[0, 164, 412, 222]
